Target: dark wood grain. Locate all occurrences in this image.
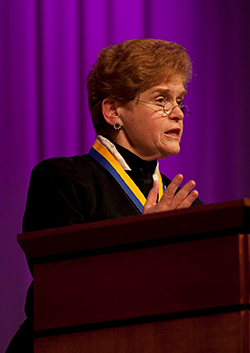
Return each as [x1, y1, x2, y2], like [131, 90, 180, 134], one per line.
[34, 234, 244, 331]
[17, 199, 250, 352]
[34, 311, 249, 353]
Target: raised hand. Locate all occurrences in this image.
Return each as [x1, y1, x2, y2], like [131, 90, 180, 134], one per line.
[143, 174, 199, 214]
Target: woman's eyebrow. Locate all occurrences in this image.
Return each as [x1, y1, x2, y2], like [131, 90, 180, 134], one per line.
[150, 88, 187, 96]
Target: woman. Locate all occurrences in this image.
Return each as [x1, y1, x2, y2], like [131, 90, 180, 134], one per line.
[7, 38, 202, 352]
[23, 39, 201, 234]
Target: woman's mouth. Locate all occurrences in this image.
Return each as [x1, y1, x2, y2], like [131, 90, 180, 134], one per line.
[164, 128, 181, 139]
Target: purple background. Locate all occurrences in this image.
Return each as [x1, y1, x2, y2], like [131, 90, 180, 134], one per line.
[1, 0, 250, 350]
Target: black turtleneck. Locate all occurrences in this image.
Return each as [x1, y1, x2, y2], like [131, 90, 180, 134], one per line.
[113, 143, 157, 198]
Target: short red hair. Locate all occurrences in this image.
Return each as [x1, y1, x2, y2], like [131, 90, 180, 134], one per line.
[87, 38, 192, 136]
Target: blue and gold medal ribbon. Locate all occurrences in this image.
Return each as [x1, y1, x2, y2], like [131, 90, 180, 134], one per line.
[89, 139, 165, 213]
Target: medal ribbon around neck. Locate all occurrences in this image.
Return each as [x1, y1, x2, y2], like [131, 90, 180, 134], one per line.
[89, 139, 165, 213]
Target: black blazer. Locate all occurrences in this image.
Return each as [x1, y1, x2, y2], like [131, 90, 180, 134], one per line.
[23, 154, 203, 233]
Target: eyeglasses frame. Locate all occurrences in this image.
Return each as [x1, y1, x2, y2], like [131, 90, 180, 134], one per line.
[133, 99, 191, 118]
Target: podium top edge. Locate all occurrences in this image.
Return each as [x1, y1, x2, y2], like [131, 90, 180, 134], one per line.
[18, 198, 250, 237]
[17, 198, 250, 260]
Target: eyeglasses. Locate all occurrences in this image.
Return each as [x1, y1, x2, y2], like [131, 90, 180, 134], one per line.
[134, 100, 191, 118]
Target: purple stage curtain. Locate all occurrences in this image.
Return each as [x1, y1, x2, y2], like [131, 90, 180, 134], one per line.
[1, 0, 250, 350]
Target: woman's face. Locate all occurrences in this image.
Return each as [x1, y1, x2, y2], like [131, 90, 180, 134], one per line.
[114, 78, 187, 161]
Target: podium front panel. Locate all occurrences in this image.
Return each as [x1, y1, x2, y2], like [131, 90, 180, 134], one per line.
[34, 310, 250, 353]
[34, 234, 247, 332]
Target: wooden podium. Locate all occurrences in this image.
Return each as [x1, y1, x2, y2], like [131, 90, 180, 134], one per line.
[18, 199, 250, 352]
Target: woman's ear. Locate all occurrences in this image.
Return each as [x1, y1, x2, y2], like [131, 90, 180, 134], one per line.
[102, 98, 121, 127]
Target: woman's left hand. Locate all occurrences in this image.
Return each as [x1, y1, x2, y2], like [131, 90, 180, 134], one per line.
[143, 174, 199, 214]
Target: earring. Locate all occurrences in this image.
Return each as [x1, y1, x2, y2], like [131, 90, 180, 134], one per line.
[113, 122, 121, 130]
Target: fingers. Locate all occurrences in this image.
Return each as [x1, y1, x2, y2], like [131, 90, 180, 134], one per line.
[160, 174, 184, 204]
[143, 174, 199, 215]
[167, 176, 197, 209]
[176, 189, 199, 209]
